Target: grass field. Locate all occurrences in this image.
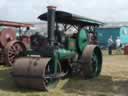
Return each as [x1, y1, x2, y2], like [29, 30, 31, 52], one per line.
[0, 50, 128, 96]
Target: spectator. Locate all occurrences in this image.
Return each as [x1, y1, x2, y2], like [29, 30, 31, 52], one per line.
[115, 36, 121, 54]
[108, 36, 113, 55]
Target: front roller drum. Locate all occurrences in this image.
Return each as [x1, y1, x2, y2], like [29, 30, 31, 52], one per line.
[79, 45, 102, 79]
[11, 57, 61, 91]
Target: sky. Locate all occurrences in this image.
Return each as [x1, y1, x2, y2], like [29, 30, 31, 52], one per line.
[0, 0, 128, 22]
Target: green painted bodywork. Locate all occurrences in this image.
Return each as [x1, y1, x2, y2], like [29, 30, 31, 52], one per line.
[55, 49, 76, 60]
[52, 49, 76, 74]
[66, 29, 88, 54]
[66, 38, 77, 51]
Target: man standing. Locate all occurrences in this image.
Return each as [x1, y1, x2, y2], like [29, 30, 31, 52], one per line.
[108, 36, 113, 55]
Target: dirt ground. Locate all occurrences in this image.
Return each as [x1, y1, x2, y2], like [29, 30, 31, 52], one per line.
[0, 50, 127, 96]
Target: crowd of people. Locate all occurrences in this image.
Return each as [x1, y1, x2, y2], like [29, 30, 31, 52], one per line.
[108, 36, 122, 55]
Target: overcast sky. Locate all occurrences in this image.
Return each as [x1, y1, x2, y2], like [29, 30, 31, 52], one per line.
[0, 0, 128, 22]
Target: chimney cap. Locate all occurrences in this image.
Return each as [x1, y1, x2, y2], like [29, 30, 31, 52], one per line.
[47, 6, 56, 10]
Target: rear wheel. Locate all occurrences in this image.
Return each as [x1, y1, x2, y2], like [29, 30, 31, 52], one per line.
[79, 45, 102, 79]
[4, 40, 26, 65]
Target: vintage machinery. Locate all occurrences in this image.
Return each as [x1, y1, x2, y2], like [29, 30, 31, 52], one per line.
[12, 6, 103, 91]
[0, 21, 32, 65]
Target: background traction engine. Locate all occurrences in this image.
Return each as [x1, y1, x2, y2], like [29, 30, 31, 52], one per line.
[0, 28, 26, 65]
[12, 6, 103, 91]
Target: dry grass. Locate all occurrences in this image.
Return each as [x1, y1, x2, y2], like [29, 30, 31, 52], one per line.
[0, 50, 128, 96]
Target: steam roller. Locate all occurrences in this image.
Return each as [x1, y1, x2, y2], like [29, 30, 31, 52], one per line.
[11, 6, 103, 91]
[0, 28, 26, 65]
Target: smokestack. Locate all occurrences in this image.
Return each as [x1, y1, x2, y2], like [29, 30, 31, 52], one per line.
[47, 6, 56, 46]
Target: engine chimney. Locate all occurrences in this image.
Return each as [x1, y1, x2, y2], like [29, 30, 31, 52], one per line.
[47, 6, 56, 46]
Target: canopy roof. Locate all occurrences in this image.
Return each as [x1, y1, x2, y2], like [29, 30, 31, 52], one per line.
[38, 11, 104, 26]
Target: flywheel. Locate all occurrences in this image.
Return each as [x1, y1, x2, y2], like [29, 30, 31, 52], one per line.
[0, 28, 16, 47]
[77, 28, 88, 53]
